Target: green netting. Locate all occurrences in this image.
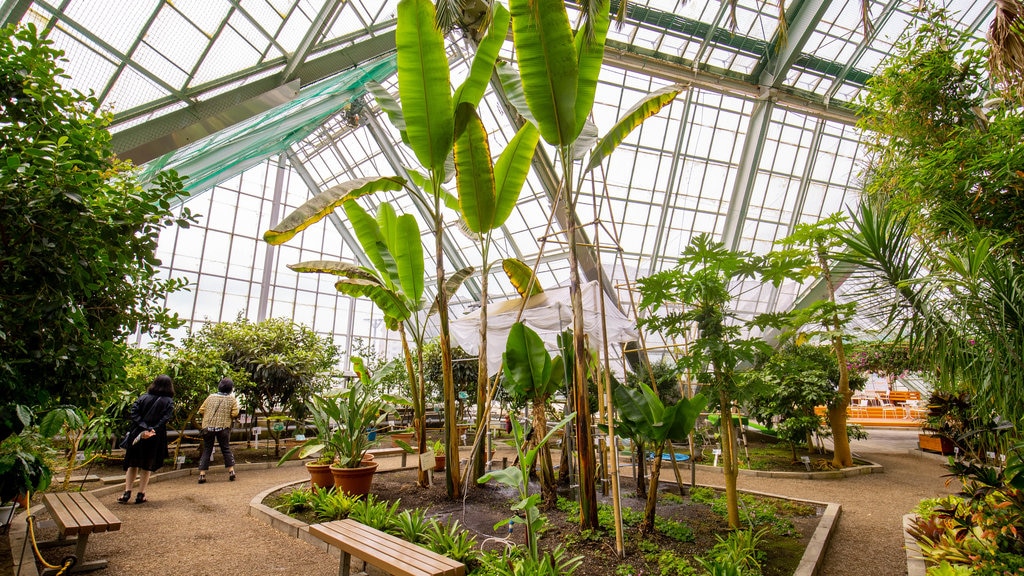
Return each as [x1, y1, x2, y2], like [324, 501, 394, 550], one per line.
[137, 54, 398, 195]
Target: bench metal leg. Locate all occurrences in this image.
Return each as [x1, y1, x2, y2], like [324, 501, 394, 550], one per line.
[338, 549, 351, 576]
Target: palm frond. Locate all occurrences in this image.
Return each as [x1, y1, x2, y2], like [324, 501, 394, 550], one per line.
[435, 0, 468, 33]
[988, 0, 1024, 103]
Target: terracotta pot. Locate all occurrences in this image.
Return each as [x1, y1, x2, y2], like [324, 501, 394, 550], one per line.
[434, 455, 446, 471]
[305, 461, 334, 490]
[330, 461, 379, 497]
[361, 452, 375, 464]
[390, 432, 415, 448]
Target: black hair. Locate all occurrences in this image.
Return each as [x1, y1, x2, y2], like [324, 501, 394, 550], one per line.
[148, 374, 175, 397]
[218, 377, 234, 394]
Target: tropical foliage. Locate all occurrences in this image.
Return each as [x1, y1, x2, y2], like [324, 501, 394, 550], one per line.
[0, 24, 194, 412]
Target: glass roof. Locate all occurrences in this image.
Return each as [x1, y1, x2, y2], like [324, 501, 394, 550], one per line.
[5, 0, 996, 362]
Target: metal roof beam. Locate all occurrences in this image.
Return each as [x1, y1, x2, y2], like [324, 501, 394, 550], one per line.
[755, 0, 832, 88]
[603, 43, 859, 127]
[721, 99, 773, 252]
[282, 1, 346, 83]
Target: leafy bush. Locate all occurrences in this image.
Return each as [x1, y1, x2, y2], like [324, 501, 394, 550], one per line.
[424, 519, 479, 565]
[348, 494, 400, 531]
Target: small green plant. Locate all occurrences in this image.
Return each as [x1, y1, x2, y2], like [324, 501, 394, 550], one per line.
[689, 486, 716, 503]
[479, 414, 576, 565]
[702, 528, 767, 575]
[927, 561, 974, 576]
[273, 486, 314, 514]
[393, 508, 434, 544]
[660, 491, 685, 505]
[654, 550, 698, 576]
[424, 519, 479, 565]
[614, 564, 638, 576]
[349, 494, 400, 531]
[653, 516, 694, 543]
[432, 439, 445, 456]
[309, 488, 356, 521]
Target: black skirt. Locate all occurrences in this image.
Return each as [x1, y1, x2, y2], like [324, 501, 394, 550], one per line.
[122, 427, 169, 472]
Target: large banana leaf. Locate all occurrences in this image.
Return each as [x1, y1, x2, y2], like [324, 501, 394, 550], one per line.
[367, 80, 409, 147]
[427, 265, 476, 318]
[287, 260, 412, 325]
[397, 0, 453, 175]
[585, 84, 684, 173]
[393, 213, 425, 307]
[503, 322, 553, 398]
[492, 122, 540, 229]
[288, 260, 381, 284]
[510, 0, 578, 147]
[455, 103, 496, 234]
[496, 61, 538, 126]
[334, 277, 411, 323]
[453, 3, 510, 110]
[613, 383, 706, 443]
[343, 200, 401, 292]
[503, 258, 544, 297]
[573, 0, 610, 138]
[263, 176, 405, 244]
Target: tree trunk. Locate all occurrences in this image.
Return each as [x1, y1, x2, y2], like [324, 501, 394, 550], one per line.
[437, 231, 461, 498]
[819, 249, 853, 468]
[719, 391, 741, 529]
[473, 266, 490, 485]
[639, 442, 664, 534]
[400, 325, 428, 487]
[532, 398, 556, 509]
[562, 145, 597, 529]
[634, 438, 647, 500]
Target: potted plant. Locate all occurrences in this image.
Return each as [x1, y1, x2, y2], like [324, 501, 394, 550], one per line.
[327, 361, 392, 496]
[919, 393, 968, 456]
[278, 393, 346, 490]
[432, 439, 445, 471]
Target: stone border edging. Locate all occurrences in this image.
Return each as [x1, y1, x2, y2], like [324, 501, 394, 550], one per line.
[687, 459, 882, 479]
[903, 514, 927, 576]
[248, 478, 841, 576]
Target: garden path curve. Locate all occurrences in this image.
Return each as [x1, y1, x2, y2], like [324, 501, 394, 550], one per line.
[22, 429, 951, 575]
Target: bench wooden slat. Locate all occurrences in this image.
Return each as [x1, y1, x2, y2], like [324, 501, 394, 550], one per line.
[43, 492, 121, 537]
[310, 519, 464, 576]
[335, 521, 458, 575]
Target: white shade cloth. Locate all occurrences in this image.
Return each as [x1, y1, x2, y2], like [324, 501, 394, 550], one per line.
[451, 280, 638, 376]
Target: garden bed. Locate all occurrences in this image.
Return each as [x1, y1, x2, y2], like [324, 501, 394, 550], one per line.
[260, 467, 824, 576]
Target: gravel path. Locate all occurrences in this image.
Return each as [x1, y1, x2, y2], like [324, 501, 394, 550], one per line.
[20, 429, 953, 575]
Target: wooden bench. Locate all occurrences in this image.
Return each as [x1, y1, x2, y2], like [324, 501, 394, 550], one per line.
[40, 492, 121, 574]
[309, 518, 464, 576]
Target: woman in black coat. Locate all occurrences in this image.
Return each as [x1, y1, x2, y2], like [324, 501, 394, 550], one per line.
[118, 374, 175, 504]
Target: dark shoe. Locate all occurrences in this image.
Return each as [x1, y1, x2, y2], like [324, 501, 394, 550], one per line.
[135, 493, 146, 504]
[117, 491, 131, 504]
[198, 474, 206, 484]
[228, 471, 236, 482]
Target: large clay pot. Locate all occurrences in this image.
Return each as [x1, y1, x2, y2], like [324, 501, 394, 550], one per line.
[434, 454, 446, 471]
[390, 432, 415, 449]
[305, 461, 334, 490]
[330, 461, 379, 497]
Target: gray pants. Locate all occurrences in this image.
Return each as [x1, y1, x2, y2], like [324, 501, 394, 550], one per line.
[198, 428, 235, 470]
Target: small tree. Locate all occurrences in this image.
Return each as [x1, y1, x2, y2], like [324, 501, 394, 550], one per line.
[638, 234, 791, 529]
[0, 24, 194, 412]
[746, 344, 866, 460]
[188, 317, 339, 457]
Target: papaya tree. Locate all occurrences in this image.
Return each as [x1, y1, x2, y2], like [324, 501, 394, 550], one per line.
[776, 213, 860, 467]
[501, 322, 565, 509]
[637, 234, 788, 529]
[506, 0, 684, 528]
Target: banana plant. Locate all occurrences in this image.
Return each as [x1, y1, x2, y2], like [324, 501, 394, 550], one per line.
[508, 0, 683, 527]
[271, 197, 472, 487]
[363, 0, 513, 498]
[613, 383, 706, 534]
[454, 101, 540, 484]
[501, 322, 565, 509]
